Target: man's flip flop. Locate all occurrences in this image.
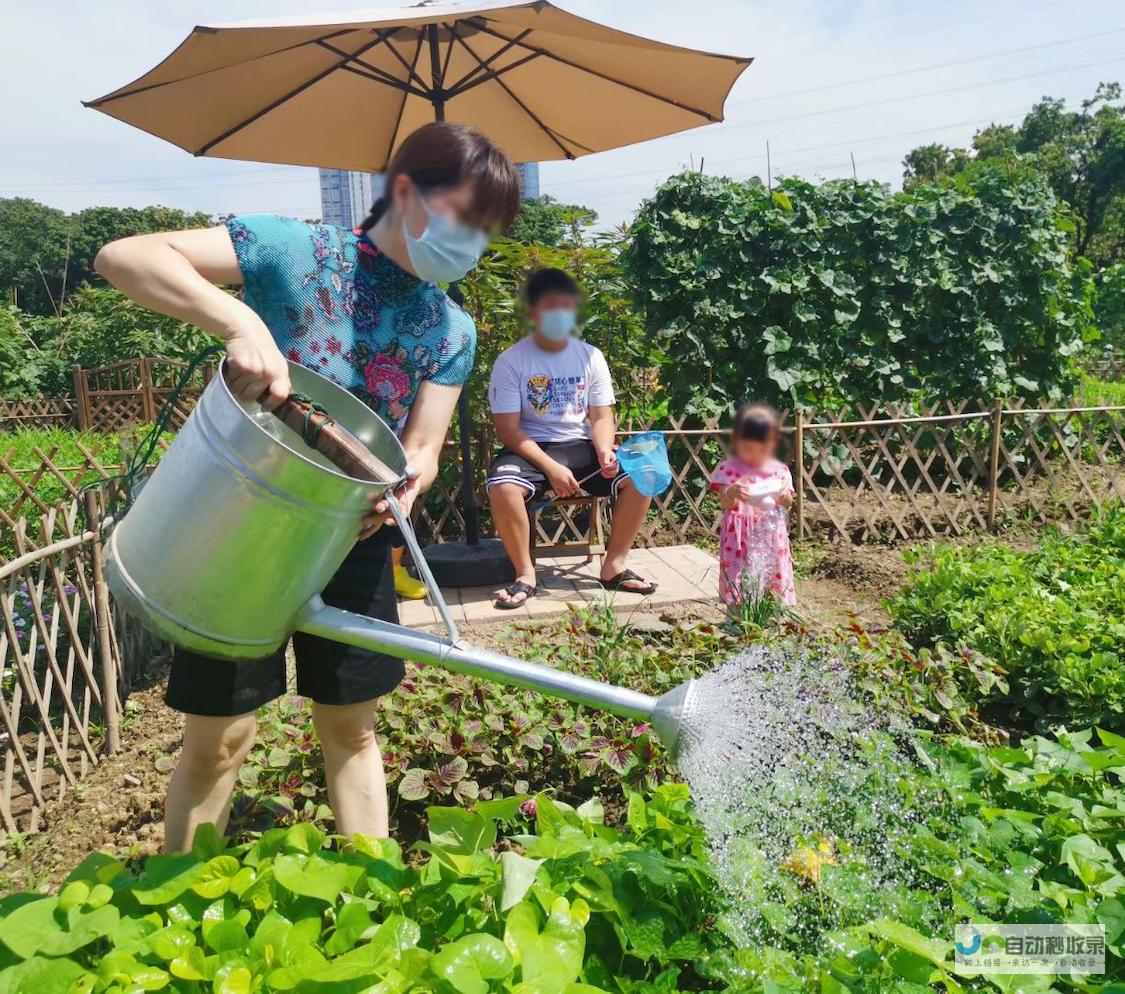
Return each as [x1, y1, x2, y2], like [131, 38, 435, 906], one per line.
[598, 570, 658, 595]
[494, 580, 537, 610]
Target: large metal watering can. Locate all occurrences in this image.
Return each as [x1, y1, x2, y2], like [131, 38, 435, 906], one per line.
[104, 362, 695, 754]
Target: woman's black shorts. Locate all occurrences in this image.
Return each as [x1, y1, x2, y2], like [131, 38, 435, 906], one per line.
[166, 529, 404, 716]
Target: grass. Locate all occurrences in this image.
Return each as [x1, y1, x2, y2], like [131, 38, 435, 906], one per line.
[1075, 373, 1125, 407]
[0, 426, 155, 511]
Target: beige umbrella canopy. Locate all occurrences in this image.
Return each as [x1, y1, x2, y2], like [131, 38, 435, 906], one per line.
[85, 0, 751, 170]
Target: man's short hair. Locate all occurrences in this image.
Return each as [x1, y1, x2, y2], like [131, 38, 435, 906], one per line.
[525, 268, 579, 306]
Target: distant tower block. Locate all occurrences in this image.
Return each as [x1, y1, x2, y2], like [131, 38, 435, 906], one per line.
[318, 169, 385, 228]
[319, 163, 537, 229]
[518, 162, 540, 199]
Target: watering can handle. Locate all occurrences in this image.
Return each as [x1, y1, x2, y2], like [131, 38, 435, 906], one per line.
[385, 490, 460, 644]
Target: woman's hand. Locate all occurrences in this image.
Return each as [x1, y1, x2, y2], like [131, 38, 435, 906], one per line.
[225, 327, 291, 410]
[546, 460, 580, 497]
[358, 475, 420, 540]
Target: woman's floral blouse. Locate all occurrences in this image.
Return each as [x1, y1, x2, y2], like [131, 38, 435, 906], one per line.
[226, 215, 476, 431]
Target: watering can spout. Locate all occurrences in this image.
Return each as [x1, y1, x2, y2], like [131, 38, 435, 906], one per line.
[296, 598, 695, 753]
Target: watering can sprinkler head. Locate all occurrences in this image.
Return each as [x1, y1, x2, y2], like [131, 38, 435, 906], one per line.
[649, 680, 699, 758]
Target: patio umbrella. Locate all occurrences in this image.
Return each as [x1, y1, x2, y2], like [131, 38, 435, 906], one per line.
[84, 0, 750, 169]
[85, 0, 751, 583]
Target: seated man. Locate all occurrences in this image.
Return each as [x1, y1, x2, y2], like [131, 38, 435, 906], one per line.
[486, 268, 657, 609]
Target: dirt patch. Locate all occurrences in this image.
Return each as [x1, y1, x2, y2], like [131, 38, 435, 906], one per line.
[808, 541, 913, 602]
[1, 668, 183, 892]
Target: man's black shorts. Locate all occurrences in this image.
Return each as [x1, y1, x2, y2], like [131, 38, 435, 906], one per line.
[486, 438, 626, 501]
[166, 529, 404, 716]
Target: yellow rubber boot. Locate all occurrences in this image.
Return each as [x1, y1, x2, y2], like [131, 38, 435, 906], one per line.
[394, 564, 427, 600]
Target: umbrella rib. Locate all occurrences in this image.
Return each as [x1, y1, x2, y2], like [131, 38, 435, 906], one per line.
[384, 33, 427, 165]
[317, 40, 430, 98]
[447, 50, 540, 98]
[195, 31, 393, 156]
[448, 29, 576, 159]
[84, 27, 365, 107]
[380, 34, 434, 94]
[440, 22, 458, 83]
[472, 22, 719, 122]
[444, 28, 535, 94]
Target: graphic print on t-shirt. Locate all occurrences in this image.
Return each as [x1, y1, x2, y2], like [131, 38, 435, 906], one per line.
[526, 372, 587, 418]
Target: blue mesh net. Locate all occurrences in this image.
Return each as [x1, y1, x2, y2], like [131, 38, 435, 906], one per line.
[616, 431, 673, 497]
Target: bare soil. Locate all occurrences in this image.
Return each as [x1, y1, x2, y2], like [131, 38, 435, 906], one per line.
[1, 665, 183, 893]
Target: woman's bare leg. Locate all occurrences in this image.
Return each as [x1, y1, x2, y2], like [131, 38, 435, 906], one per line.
[164, 712, 257, 853]
[312, 699, 389, 838]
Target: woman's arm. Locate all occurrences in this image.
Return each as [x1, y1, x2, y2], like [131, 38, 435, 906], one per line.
[94, 227, 290, 408]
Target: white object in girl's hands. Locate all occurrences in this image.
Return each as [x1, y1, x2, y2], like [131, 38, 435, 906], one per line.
[739, 478, 786, 506]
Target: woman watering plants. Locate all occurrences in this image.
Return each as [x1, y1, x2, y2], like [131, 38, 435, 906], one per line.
[94, 123, 521, 851]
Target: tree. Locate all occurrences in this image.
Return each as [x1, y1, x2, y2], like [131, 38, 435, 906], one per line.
[66, 205, 213, 292]
[0, 199, 72, 316]
[971, 124, 1017, 160]
[1015, 83, 1125, 262]
[507, 195, 597, 247]
[902, 144, 968, 188]
[902, 82, 1125, 265]
[0, 199, 214, 318]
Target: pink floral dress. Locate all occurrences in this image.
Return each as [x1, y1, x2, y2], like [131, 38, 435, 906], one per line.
[709, 457, 796, 606]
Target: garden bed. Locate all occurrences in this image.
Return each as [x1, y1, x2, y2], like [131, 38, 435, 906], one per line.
[2, 519, 1121, 992]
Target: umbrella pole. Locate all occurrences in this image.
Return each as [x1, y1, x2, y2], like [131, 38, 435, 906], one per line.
[428, 24, 483, 547]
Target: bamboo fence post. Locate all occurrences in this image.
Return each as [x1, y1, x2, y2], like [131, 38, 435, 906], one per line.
[83, 490, 119, 755]
[793, 408, 805, 539]
[139, 357, 156, 423]
[987, 398, 1003, 530]
[72, 365, 89, 429]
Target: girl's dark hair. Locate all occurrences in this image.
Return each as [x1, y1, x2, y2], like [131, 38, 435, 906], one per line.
[733, 403, 780, 442]
[360, 122, 521, 233]
[525, 268, 579, 306]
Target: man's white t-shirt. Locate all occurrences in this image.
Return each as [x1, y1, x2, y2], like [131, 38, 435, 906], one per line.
[488, 336, 615, 443]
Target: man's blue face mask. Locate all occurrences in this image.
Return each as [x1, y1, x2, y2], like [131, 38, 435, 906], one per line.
[538, 307, 577, 341]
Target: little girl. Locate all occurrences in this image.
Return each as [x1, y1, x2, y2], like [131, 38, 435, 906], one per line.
[709, 404, 797, 607]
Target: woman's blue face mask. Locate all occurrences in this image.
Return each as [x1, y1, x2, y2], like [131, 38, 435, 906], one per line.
[403, 190, 488, 284]
[537, 307, 577, 341]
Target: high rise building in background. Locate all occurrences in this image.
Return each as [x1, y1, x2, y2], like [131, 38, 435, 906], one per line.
[517, 162, 540, 200]
[317, 169, 384, 229]
[319, 162, 540, 228]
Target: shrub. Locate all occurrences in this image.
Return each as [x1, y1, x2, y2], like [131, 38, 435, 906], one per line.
[888, 506, 1125, 727]
[625, 168, 1095, 418]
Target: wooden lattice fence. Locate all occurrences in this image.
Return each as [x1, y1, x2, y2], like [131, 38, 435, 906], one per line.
[415, 403, 1123, 546]
[0, 497, 133, 834]
[0, 397, 76, 432]
[74, 358, 213, 432]
[1088, 356, 1124, 381]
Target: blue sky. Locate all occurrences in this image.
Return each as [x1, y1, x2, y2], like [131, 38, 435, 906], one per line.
[2, 0, 1123, 227]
